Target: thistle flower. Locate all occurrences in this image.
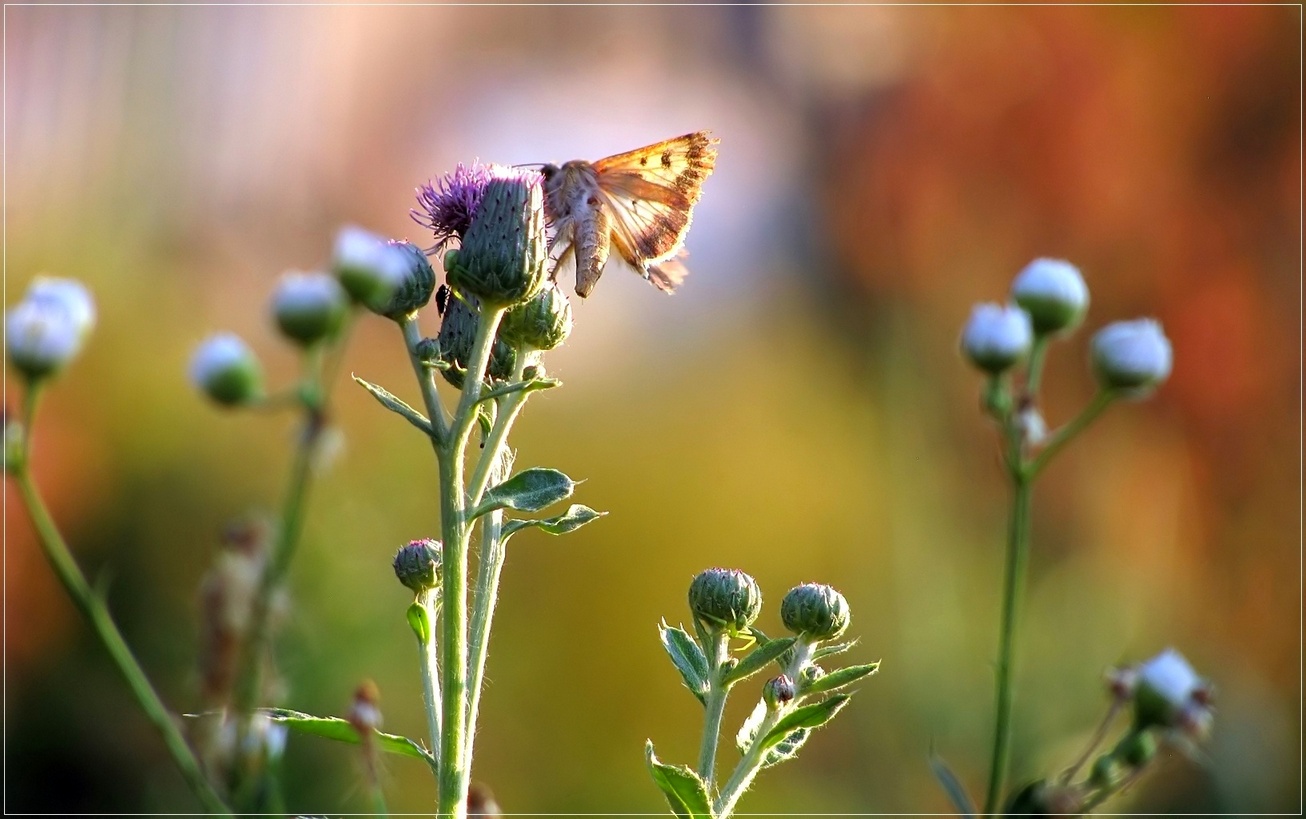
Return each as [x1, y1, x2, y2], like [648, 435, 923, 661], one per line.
[413, 163, 497, 252]
[445, 168, 548, 307]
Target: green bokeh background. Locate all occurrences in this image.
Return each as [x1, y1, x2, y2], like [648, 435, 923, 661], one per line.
[5, 5, 1298, 814]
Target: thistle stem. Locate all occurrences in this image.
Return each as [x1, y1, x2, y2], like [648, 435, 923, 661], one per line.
[696, 632, 729, 783]
[714, 706, 780, 819]
[401, 315, 451, 446]
[11, 385, 231, 815]
[418, 589, 443, 772]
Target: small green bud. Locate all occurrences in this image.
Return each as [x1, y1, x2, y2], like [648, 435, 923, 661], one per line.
[1011, 258, 1089, 336]
[333, 225, 407, 308]
[190, 333, 263, 407]
[1091, 319, 1172, 396]
[393, 539, 442, 593]
[688, 567, 762, 634]
[272, 271, 348, 346]
[762, 674, 795, 709]
[435, 294, 517, 389]
[444, 171, 547, 308]
[1089, 755, 1118, 789]
[375, 240, 437, 320]
[499, 282, 573, 351]
[1119, 730, 1157, 767]
[961, 302, 1033, 374]
[780, 583, 850, 641]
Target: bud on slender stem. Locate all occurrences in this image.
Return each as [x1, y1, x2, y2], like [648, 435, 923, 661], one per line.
[1091, 319, 1173, 396]
[1011, 258, 1089, 336]
[961, 303, 1033, 375]
[190, 333, 264, 407]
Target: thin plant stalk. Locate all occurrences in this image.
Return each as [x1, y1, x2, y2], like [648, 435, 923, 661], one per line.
[417, 588, 443, 770]
[11, 386, 232, 815]
[714, 706, 781, 819]
[696, 632, 729, 782]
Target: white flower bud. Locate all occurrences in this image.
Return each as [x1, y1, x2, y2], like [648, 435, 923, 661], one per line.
[190, 333, 263, 407]
[6, 298, 85, 380]
[1091, 319, 1172, 395]
[1011, 258, 1088, 335]
[960, 303, 1033, 374]
[1133, 648, 1205, 729]
[25, 276, 96, 341]
[332, 226, 407, 308]
[271, 271, 348, 346]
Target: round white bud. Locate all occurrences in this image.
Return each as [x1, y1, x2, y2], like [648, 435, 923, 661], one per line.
[1091, 319, 1172, 395]
[961, 303, 1033, 374]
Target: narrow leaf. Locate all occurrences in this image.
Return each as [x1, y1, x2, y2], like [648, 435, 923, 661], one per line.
[760, 727, 810, 768]
[501, 505, 605, 541]
[759, 694, 851, 750]
[735, 699, 767, 755]
[353, 375, 433, 437]
[747, 626, 793, 670]
[406, 602, 430, 644]
[644, 740, 714, 819]
[799, 662, 880, 697]
[659, 621, 709, 705]
[186, 708, 437, 769]
[475, 376, 562, 405]
[811, 639, 859, 660]
[474, 467, 576, 518]
[723, 636, 796, 687]
[929, 752, 977, 819]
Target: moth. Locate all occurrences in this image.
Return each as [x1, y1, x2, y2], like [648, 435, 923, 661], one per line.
[540, 131, 718, 298]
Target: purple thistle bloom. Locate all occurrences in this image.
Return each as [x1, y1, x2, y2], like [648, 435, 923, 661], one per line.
[412, 163, 542, 253]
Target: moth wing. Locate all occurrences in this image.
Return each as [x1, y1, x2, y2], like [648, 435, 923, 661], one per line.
[591, 131, 718, 194]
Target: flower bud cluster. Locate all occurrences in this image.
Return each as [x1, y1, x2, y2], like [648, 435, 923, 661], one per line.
[6, 276, 96, 381]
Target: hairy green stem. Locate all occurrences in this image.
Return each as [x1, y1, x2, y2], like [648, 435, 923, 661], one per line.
[435, 306, 506, 819]
[983, 472, 1033, 817]
[714, 705, 780, 819]
[12, 387, 230, 814]
[418, 589, 443, 772]
[401, 315, 450, 446]
[696, 632, 730, 783]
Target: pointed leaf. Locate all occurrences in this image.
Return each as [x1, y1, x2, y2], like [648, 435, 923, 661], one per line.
[759, 694, 850, 750]
[929, 752, 977, 819]
[184, 708, 437, 770]
[353, 375, 434, 437]
[735, 699, 767, 755]
[659, 621, 709, 705]
[473, 467, 576, 518]
[812, 639, 859, 661]
[645, 740, 714, 819]
[799, 662, 880, 697]
[723, 636, 796, 687]
[406, 602, 431, 644]
[501, 505, 605, 541]
[747, 626, 794, 670]
[760, 726, 810, 768]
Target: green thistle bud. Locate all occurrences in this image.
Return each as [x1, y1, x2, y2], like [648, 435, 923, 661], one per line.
[444, 171, 547, 308]
[375, 240, 437, 321]
[1011, 258, 1089, 336]
[272, 271, 348, 346]
[762, 674, 795, 709]
[780, 583, 850, 641]
[393, 539, 442, 593]
[688, 567, 762, 634]
[190, 333, 263, 407]
[499, 282, 573, 352]
[435, 294, 517, 390]
[333, 225, 408, 308]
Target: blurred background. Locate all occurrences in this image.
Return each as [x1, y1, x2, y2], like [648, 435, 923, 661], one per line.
[4, 4, 1298, 814]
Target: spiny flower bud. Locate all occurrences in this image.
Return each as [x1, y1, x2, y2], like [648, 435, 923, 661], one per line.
[190, 333, 264, 407]
[333, 225, 408, 308]
[375, 240, 437, 321]
[272, 271, 348, 346]
[393, 539, 442, 594]
[780, 583, 850, 641]
[499, 281, 573, 352]
[1091, 319, 1172, 396]
[24, 276, 96, 341]
[444, 169, 547, 308]
[435, 294, 517, 389]
[762, 675, 796, 709]
[1011, 258, 1089, 336]
[688, 568, 762, 634]
[1132, 648, 1207, 731]
[960, 303, 1033, 374]
[6, 297, 87, 381]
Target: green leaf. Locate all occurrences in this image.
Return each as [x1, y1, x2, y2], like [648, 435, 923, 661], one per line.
[723, 636, 796, 687]
[929, 752, 977, 819]
[353, 376, 433, 437]
[501, 505, 605, 541]
[406, 601, 430, 644]
[734, 700, 811, 767]
[659, 621, 709, 705]
[799, 662, 880, 697]
[758, 694, 851, 751]
[473, 467, 576, 519]
[735, 699, 766, 755]
[746, 626, 794, 671]
[811, 639, 859, 661]
[644, 740, 714, 819]
[186, 708, 437, 770]
[475, 376, 562, 405]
